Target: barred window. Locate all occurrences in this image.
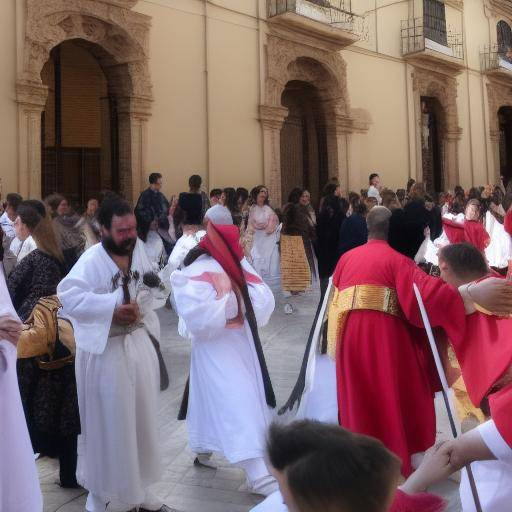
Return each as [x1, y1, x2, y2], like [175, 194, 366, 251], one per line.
[423, 0, 448, 46]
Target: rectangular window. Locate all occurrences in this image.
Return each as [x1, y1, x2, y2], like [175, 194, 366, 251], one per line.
[423, 0, 447, 46]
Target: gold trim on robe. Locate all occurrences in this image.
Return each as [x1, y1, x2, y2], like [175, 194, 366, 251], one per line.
[327, 284, 401, 359]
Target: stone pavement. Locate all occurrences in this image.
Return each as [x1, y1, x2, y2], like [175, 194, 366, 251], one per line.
[39, 291, 462, 512]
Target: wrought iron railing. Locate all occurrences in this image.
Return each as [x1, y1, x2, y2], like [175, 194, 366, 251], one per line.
[481, 44, 512, 72]
[401, 17, 464, 60]
[267, 0, 361, 34]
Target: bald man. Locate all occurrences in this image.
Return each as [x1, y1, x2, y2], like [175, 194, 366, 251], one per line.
[328, 206, 512, 475]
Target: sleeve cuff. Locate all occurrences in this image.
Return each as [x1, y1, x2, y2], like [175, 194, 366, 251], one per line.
[477, 420, 512, 465]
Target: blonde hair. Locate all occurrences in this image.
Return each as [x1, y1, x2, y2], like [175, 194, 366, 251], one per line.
[32, 215, 64, 263]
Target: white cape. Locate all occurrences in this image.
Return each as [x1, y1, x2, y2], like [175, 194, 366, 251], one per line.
[0, 266, 42, 512]
[58, 240, 162, 506]
[171, 255, 275, 463]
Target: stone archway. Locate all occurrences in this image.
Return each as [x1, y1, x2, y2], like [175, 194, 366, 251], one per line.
[16, 0, 152, 201]
[260, 35, 362, 205]
[487, 78, 512, 183]
[412, 67, 462, 189]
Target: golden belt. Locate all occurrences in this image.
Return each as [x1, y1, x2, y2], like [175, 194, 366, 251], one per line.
[326, 284, 401, 359]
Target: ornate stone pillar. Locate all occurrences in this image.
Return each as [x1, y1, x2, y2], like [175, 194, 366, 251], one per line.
[444, 129, 462, 189]
[117, 96, 152, 203]
[259, 104, 288, 207]
[325, 113, 352, 195]
[16, 80, 48, 199]
[489, 129, 501, 184]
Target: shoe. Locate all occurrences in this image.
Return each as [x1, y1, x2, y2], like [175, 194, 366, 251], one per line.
[193, 452, 217, 469]
[138, 506, 180, 512]
[249, 475, 279, 497]
[284, 303, 293, 315]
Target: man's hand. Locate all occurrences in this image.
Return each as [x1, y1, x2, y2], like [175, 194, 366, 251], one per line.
[465, 277, 512, 316]
[400, 442, 453, 494]
[113, 303, 140, 326]
[443, 429, 496, 472]
[0, 315, 22, 346]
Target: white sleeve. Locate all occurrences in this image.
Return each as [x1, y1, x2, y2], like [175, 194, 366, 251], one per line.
[57, 259, 120, 355]
[477, 420, 512, 465]
[243, 259, 275, 327]
[171, 270, 234, 340]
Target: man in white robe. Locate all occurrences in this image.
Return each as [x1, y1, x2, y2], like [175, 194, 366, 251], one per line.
[171, 222, 278, 496]
[0, 265, 43, 512]
[58, 198, 175, 512]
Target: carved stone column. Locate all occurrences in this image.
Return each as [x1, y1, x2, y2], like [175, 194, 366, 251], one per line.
[117, 96, 152, 202]
[325, 113, 353, 195]
[444, 129, 462, 189]
[16, 80, 48, 198]
[260, 104, 288, 207]
[489, 129, 501, 184]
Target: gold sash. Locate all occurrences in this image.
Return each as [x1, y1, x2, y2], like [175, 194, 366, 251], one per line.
[326, 284, 401, 359]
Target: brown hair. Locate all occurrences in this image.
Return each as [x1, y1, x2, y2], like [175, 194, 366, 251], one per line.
[44, 193, 66, 218]
[18, 201, 64, 263]
[267, 421, 400, 512]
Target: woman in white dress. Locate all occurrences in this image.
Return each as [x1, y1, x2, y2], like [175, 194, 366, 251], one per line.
[247, 186, 280, 291]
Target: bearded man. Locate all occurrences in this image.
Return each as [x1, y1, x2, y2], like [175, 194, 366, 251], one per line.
[58, 197, 175, 512]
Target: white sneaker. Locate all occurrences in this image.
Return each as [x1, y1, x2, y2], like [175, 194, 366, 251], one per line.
[284, 303, 293, 315]
[249, 475, 279, 497]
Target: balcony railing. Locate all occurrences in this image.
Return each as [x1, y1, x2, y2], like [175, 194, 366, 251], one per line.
[267, 0, 361, 34]
[481, 44, 512, 74]
[401, 17, 464, 61]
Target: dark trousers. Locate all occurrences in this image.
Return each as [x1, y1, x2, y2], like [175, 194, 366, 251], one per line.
[59, 435, 78, 487]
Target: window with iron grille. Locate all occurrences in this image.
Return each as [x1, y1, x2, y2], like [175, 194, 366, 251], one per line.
[497, 20, 512, 63]
[423, 0, 447, 46]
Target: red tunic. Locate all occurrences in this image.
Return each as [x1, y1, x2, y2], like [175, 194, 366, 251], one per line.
[442, 219, 490, 252]
[333, 240, 466, 476]
[450, 310, 512, 447]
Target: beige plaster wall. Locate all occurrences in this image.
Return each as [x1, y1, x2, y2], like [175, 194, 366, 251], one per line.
[4, 0, 512, 203]
[0, 1, 18, 199]
[343, 48, 411, 191]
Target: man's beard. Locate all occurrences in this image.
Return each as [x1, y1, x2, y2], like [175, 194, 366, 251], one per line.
[102, 235, 136, 256]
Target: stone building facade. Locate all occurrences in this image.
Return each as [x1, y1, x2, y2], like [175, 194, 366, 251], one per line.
[0, 0, 511, 206]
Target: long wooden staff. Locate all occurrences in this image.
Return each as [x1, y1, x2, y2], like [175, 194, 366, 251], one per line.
[413, 283, 483, 512]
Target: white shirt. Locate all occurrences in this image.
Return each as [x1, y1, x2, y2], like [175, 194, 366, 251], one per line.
[0, 212, 15, 238]
[367, 185, 382, 205]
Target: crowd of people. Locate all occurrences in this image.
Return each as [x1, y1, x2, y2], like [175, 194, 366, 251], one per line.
[1, 170, 512, 512]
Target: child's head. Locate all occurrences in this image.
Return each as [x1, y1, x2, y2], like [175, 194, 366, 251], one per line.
[266, 421, 401, 512]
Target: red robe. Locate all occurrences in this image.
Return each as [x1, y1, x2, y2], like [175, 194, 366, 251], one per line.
[389, 490, 445, 512]
[333, 240, 466, 475]
[442, 219, 490, 252]
[450, 309, 512, 447]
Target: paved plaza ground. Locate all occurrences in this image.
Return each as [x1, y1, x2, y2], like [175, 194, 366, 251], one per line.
[39, 291, 462, 512]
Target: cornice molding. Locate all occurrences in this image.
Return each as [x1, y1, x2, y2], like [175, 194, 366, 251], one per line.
[485, 0, 512, 20]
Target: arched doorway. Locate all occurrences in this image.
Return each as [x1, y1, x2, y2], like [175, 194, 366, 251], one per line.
[280, 81, 328, 205]
[498, 106, 512, 187]
[16, 1, 152, 202]
[420, 97, 445, 194]
[41, 40, 118, 206]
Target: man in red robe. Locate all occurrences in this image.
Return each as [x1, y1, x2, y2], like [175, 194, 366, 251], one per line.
[437, 243, 512, 509]
[329, 207, 512, 476]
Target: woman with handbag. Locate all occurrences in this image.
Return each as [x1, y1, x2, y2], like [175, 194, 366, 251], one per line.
[7, 200, 80, 489]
